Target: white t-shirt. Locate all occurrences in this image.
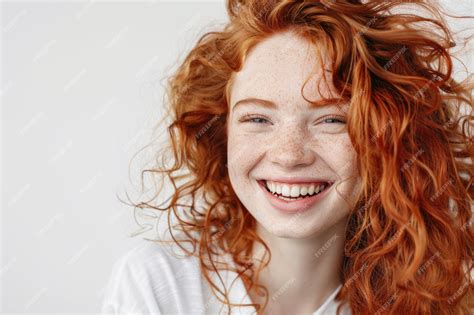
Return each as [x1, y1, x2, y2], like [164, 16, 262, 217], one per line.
[101, 239, 352, 314]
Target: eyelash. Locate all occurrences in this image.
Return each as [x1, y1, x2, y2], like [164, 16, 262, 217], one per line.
[240, 114, 271, 124]
[239, 114, 346, 124]
[321, 116, 346, 124]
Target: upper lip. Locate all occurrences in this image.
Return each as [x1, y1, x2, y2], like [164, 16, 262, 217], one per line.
[257, 176, 333, 185]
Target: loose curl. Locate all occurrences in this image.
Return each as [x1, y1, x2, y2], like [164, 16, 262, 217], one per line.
[124, 1, 474, 314]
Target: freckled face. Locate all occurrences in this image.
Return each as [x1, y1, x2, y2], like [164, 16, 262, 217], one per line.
[226, 30, 362, 238]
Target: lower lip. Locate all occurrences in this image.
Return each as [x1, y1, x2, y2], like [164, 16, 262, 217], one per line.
[257, 180, 333, 213]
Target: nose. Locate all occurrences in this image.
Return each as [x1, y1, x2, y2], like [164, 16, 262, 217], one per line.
[268, 125, 316, 169]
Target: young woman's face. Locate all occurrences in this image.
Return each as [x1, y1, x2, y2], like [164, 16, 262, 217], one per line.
[227, 30, 362, 238]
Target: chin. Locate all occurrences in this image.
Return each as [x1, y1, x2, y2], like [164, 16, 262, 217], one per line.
[259, 220, 327, 239]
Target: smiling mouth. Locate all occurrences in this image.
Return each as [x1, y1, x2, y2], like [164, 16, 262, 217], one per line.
[257, 180, 333, 201]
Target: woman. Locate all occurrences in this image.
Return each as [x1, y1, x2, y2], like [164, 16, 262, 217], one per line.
[102, 0, 473, 314]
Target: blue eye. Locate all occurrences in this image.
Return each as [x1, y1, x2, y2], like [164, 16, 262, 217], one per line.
[322, 117, 346, 124]
[240, 115, 270, 124]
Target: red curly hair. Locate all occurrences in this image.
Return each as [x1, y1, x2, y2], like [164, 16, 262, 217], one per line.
[126, 0, 474, 314]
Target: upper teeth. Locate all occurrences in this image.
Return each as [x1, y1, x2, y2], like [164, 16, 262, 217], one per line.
[265, 180, 328, 197]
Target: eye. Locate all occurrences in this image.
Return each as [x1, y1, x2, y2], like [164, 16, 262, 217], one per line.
[313, 114, 347, 134]
[239, 114, 271, 124]
[320, 115, 346, 124]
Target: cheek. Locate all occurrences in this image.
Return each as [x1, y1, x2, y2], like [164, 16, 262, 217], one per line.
[317, 135, 361, 206]
[316, 134, 359, 176]
[227, 129, 263, 182]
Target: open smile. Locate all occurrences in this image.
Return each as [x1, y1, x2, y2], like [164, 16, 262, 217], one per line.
[257, 179, 334, 213]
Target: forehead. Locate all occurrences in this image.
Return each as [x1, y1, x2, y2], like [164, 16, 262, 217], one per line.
[229, 30, 336, 107]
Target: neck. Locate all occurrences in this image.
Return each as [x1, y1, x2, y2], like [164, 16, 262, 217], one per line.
[248, 217, 348, 315]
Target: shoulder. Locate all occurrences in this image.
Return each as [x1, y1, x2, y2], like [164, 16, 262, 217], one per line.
[314, 284, 352, 315]
[116, 239, 200, 276]
[326, 299, 352, 315]
[101, 239, 205, 314]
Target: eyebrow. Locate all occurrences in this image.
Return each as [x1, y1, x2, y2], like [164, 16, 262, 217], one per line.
[231, 97, 349, 111]
[232, 98, 277, 111]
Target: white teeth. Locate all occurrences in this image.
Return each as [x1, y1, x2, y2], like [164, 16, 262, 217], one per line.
[264, 180, 328, 197]
[300, 186, 308, 196]
[290, 186, 300, 197]
[314, 185, 320, 194]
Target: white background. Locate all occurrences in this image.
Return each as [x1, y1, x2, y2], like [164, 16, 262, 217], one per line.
[1, 0, 473, 313]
